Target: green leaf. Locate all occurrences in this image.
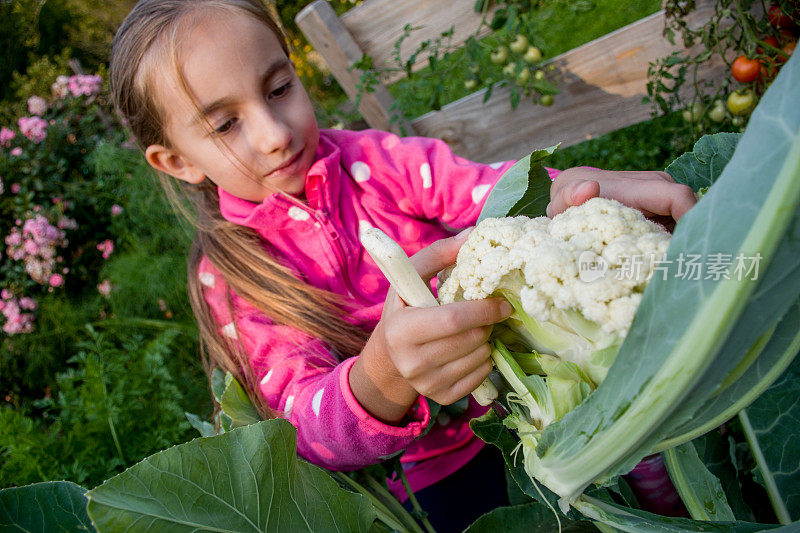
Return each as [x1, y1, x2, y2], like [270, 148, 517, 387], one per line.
[0, 481, 94, 532]
[220, 372, 260, 427]
[574, 495, 787, 532]
[656, 301, 800, 451]
[87, 420, 375, 532]
[666, 133, 741, 192]
[479, 145, 559, 222]
[691, 431, 755, 522]
[466, 501, 599, 532]
[531, 52, 800, 499]
[211, 367, 227, 403]
[185, 411, 217, 437]
[739, 351, 800, 523]
[663, 441, 735, 521]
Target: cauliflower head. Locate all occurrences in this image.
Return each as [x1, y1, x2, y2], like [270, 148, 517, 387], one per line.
[438, 198, 671, 385]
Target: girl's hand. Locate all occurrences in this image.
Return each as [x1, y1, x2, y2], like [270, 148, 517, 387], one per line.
[351, 232, 512, 424]
[547, 167, 698, 224]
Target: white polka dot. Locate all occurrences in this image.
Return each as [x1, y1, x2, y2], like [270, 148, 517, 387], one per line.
[312, 388, 325, 417]
[489, 161, 505, 170]
[198, 272, 215, 288]
[284, 395, 294, 417]
[260, 369, 273, 386]
[221, 322, 238, 339]
[420, 163, 432, 189]
[288, 206, 310, 221]
[471, 184, 491, 204]
[358, 219, 373, 239]
[351, 161, 371, 182]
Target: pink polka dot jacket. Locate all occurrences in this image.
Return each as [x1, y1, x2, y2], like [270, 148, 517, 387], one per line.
[198, 128, 527, 496]
[196, 128, 681, 507]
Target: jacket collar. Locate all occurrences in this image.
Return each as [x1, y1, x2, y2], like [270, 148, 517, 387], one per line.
[218, 130, 343, 232]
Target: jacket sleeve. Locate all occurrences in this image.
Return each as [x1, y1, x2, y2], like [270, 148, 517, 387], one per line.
[197, 257, 431, 470]
[339, 129, 560, 228]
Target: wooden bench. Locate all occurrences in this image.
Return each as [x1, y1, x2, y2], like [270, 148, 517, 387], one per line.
[296, 0, 726, 163]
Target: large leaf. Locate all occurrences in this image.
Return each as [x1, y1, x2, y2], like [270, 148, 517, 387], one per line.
[0, 481, 94, 532]
[478, 145, 558, 221]
[574, 496, 788, 533]
[663, 442, 735, 522]
[739, 352, 800, 524]
[466, 501, 599, 532]
[656, 301, 800, 450]
[532, 51, 800, 499]
[87, 419, 375, 532]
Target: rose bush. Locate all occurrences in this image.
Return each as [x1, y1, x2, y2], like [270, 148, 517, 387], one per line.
[0, 73, 125, 336]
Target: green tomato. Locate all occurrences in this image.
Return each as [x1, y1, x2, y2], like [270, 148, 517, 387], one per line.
[516, 68, 531, 84]
[490, 46, 509, 65]
[540, 94, 554, 106]
[510, 34, 529, 54]
[503, 62, 516, 76]
[682, 101, 705, 122]
[534, 69, 546, 81]
[727, 89, 756, 116]
[707, 101, 727, 123]
[524, 46, 543, 64]
[464, 79, 478, 91]
[731, 115, 746, 127]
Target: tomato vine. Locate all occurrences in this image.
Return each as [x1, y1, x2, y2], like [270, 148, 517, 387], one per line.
[647, 0, 797, 130]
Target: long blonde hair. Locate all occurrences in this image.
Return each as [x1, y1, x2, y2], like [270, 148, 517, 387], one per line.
[110, 0, 370, 418]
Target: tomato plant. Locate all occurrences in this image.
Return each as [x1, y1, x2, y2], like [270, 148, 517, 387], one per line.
[731, 55, 762, 82]
[647, 0, 798, 133]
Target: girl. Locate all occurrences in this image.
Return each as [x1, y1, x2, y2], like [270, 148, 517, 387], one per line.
[110, 1, 695, 529]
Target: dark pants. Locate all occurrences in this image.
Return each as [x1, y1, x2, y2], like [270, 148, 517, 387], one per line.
[402, 445, 510, 533]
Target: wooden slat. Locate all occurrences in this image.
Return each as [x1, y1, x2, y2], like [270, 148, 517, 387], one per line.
[296, 0, 415, 135]
[411, 1, 726, 163]
[340, 0, 495, 83]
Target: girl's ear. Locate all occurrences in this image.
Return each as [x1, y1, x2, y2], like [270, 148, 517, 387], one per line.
[145, 144, 206, 184]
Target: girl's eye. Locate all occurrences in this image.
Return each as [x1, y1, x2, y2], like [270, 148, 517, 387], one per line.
[269, 82, 292, 99]
[214, 118, 236, 135]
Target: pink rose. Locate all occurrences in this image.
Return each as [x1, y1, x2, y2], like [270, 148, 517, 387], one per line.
[18, 116, 47, 143]
[0, 127, 15, 147]
[27, 96, 47, 116]
[1, 289, 12, 300]
[48, 274, 64, 287]
[110, 204, 123, 216]
[97, 279, 113, 297]
[96, 239, 114, 259]
[19, 297, 37, 311]
[10, 147, 22, 157]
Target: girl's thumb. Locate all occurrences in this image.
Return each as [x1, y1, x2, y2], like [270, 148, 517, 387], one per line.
[409, 228, 472, 281]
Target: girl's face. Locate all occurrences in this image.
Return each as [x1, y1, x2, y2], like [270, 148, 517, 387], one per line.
[145, 9, 319, 203]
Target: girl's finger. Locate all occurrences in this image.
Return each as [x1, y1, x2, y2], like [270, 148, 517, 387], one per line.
[547, 179, 600, 217]
[600, 179, 698, 221]
[408, 228, 473, 281]
[395, 298, 512, 344]
[433, 353, 494, 405]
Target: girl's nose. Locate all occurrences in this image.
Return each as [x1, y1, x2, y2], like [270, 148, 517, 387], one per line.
[251, 108, 292, 155]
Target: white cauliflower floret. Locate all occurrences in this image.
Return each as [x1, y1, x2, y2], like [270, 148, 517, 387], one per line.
[438, 198, 671, 385]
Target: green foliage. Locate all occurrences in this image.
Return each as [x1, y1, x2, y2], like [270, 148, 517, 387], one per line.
[352, 0, 661, 121]
[0, 481, 94, 532]
[0, 326, 206, 489]
[86, 420, 376, 532]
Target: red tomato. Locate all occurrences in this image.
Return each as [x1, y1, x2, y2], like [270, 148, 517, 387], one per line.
[758, 35, 781, 53]
[731, 55, 762, 82]
[768, 4, 796, 30]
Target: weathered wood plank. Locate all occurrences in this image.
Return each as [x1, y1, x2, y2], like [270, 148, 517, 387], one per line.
[340, 0, 494, 82]
[411, 2, 726, 163]
[296, 0, 415, 134]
